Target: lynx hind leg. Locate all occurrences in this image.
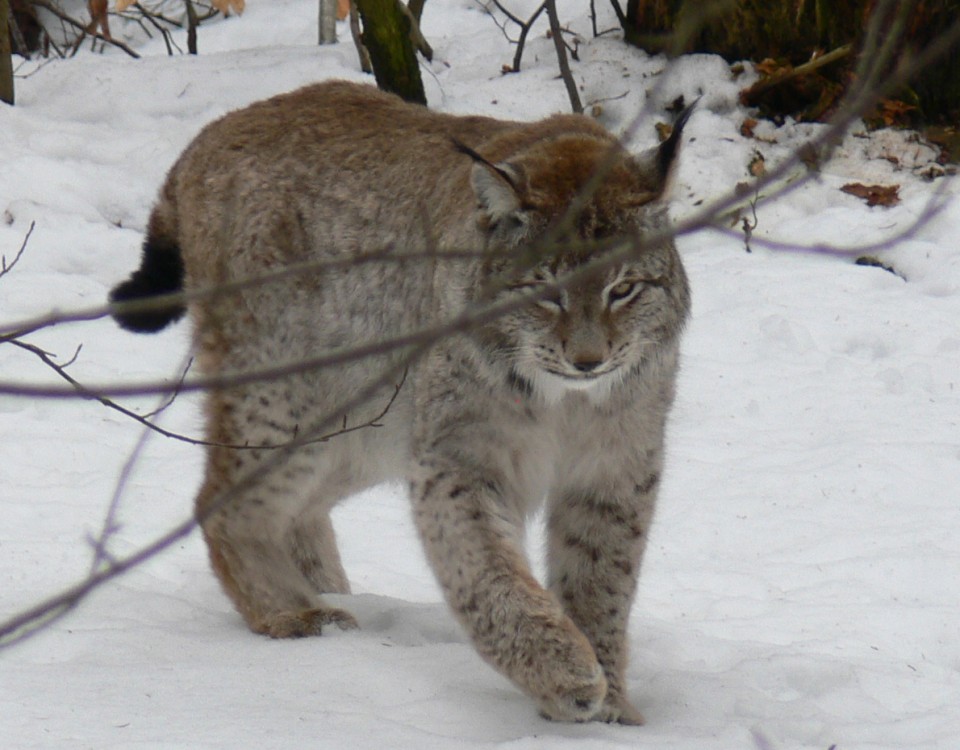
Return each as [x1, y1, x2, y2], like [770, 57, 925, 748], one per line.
[199, 479, 358, 638]
[196, 391, 358, 638]
[288, 505, 351, 595]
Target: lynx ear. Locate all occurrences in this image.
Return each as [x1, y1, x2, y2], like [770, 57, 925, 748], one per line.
[471, 161, 524, 219]
[632, 100, 696, 198]
[453, 139, 524, 220]
[655, 100, 695, 184]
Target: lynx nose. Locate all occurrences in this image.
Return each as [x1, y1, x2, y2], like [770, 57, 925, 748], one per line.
[573, 359, 603, 373]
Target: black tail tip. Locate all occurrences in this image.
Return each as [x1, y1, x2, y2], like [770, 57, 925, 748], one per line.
[109, 274, 186, 333]
[110, 232, 186, 333]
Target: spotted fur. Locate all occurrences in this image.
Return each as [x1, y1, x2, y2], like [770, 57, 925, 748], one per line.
[110, 81, 691, 724]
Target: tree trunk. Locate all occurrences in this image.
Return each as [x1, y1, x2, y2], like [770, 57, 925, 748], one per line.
[621, 0, 960, 124]
[319, 0, 337, 44]
[354, 0, 426, 105]
[185, 0, 198, 55]
[1, 0, 13, 106]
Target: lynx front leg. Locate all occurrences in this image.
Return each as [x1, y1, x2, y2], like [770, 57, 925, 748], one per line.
[410, 463, 608, 722]
[546, 472, 661, 725]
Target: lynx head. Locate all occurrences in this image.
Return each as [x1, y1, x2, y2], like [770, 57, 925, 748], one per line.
[461, 108, 693, 404]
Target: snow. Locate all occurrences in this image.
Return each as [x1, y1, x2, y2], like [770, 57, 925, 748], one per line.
[2, 1, 959, 748]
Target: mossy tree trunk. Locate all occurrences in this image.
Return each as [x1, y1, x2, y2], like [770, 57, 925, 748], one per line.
[622, 0, 960, 124]
[354, 0, 426, 105]
[1, 0, 14, 105]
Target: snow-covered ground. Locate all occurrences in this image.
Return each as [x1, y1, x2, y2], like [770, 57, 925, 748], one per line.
[2, 1, 958, 748]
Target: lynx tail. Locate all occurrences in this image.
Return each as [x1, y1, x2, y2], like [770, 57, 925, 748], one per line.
[109, 215, 185, 333]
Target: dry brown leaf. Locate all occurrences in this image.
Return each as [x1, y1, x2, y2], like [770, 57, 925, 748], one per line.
[211, 0, 245, 16]
[840, 182, 901, 207]
[115, 0, 137, 11]
[740, 118, 758, 138]
[877, 98, 916, 127]
[755, 57, 789, 77]
[748, 151, 766, 177]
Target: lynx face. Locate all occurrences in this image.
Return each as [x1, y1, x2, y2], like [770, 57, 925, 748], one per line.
[496, 256, 685, 403]
[463, 134, 689, 404]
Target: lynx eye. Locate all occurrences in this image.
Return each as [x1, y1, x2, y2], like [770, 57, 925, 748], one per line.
[607, 280, 638, 305]
[511, 280, 564, 311]
[497, 212, 527, 232]
[534, 283, 564, 311]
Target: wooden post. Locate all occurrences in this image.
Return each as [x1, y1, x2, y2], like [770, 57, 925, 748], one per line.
[1, 0, 14, 105]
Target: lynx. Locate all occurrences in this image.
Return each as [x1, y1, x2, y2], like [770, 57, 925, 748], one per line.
[110, 80, 691, 724]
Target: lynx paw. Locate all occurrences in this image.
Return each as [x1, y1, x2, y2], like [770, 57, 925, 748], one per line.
[257, 607, 359, 638]
[592, 693, 645, 725]
[536, 661, 608, 723]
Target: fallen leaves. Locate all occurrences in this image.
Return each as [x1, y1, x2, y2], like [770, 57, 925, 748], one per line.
[840, 183, 901, 207]
[117, 0, 245, 13]
[875, 98, 917, 128]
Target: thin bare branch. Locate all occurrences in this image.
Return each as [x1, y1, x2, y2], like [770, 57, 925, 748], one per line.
[0, 221, 35, 281]
[87, 392, 168, 574]
[130, 2, 182, 56]
[3, 2, 960, 648]
[2, 2, 959, 398]
[545, 0, 581, 113]
[28, 0, 142, 59]
[6, 336, 409, 450]
[1, 246, 494, 341]
[474, 0, 546, 73]
[0, 354, 415, 649]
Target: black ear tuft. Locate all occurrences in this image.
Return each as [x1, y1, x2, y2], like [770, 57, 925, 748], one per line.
[452, 138, 521, 192]
[656, 99, 697, 180]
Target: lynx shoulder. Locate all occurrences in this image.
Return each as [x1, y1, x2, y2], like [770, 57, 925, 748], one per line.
[110, 80, 692, 725]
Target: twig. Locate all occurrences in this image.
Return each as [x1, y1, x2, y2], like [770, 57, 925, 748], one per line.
[0, 221, 35, 281]
[87, 391, 167, 574]
[141, 356, 193, 418]
[712, 176, 953, 259]
[0, 349, 417, 650]
[29, 0, 142, 59]
[131, 2, 182, 56]
[512, 0, 546, 72]
[6, 336, 408, 451]
[741, 44, 853, 106]
[475, 0, 546, 73]
[741, 194, 758, 253]
[606, 0, 625, 30]
[185, 0, 198, 55]
[0, 3, 956, 399]
[349, 2, 372, 73]
[1, 246, 490, 342]
[545, 0, 581, 113]
[3, 5, 960, 646]
[397, 0, 432, 61]
[8, 5, 32, 59]
[3, 11, 960, 403]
